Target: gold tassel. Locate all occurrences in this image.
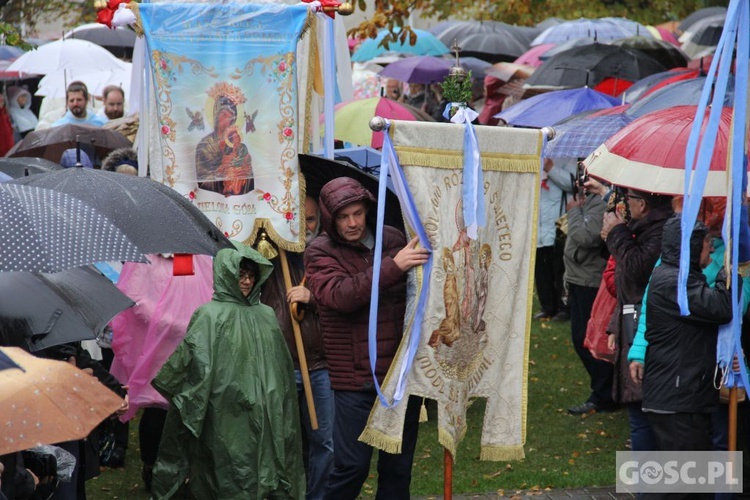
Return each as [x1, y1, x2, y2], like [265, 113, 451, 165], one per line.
[419, 398, 428, 423]
[255, 231, 279, 260]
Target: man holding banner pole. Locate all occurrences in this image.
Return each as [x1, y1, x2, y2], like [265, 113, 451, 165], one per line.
[304, 177, 429, 499]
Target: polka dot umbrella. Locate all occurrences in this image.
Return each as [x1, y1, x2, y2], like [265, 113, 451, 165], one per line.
[0, 347, 125, 456]
[13, 168, 233, 256]
[0, 183, 146, 273]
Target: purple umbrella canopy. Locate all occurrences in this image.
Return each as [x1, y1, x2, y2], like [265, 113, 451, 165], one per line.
[494, 86, 620, 128]
[378, 55, 453, 84]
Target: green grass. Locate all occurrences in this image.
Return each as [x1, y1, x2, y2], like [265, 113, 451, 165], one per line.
[88, 316, 629, 498]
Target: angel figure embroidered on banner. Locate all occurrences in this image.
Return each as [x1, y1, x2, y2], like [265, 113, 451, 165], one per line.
[429, 248, 461, 348]
[194, 82, 255, 196]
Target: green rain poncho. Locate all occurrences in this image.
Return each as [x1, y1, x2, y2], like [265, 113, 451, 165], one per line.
[151, 244, 305, 499]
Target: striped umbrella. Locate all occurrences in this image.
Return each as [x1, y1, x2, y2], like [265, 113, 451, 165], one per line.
[585, 105, 734, 196]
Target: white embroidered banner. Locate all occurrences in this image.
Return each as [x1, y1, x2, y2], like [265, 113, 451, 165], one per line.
[361, 121, 542, 460]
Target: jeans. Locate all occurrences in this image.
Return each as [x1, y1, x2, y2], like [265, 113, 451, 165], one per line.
[629, 403, 658, 451]
[324, 391, 420, 500]
[296, 369, 335, 500]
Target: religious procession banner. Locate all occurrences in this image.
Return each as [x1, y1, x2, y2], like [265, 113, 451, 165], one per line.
[136, 2, 312, 251]
[361, 121, 542, 460]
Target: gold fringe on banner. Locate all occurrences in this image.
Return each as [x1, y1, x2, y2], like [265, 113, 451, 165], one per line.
[480, 445, 526, 461]
[301, 17, 319, 154]
[359, 427, 403, 455]
[394, 146, 540, 173]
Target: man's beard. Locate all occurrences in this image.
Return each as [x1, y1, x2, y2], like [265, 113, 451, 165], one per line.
[305, 226, 320, 244]
[106, 109, 124, 120]
[70, 106, 86, 118]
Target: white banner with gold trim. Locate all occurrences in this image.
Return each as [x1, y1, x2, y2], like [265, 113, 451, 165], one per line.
[361, 121, 542, 461]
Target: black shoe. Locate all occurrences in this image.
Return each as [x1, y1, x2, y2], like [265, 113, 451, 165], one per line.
[108, 447, 126, 468]
[551, 311, 570, 322]
[533, 311, 552, 320]
[568, 401, 618, 414]
[568, 401, 599, 414]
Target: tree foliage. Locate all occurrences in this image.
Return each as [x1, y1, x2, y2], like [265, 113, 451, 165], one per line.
[347, 0, 729, 48]
[1, 0, 97, 38]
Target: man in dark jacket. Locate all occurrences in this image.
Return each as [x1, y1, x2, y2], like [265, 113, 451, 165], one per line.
[304, 177, 429, 500]
[642, 216, 732, 450]
[262, 196, 333, 500]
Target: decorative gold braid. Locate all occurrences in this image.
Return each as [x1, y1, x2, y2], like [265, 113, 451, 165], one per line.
[302, 19, 318, 154]
[126, 2, 144, 37]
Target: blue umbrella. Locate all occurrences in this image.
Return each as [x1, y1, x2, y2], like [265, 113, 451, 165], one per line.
[494, 86, 620, 128]
[544, 108, 632, 158]
[531, 17, 651, 46]
[626, 75, 735, 118]
[351, 28, 450, 63]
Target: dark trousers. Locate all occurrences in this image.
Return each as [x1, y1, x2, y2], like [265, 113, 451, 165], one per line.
[139, 407, 168, 466]
[569, 282, 614, 407]
[324, 391, 420, 500]
[535, 245, 567, 315]
[647, 411, 713, 451]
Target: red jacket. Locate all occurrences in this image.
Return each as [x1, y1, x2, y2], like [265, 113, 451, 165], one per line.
[304, 177, 407, 391]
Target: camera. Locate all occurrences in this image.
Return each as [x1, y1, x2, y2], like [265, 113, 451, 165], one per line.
[570, 161, 589, 200]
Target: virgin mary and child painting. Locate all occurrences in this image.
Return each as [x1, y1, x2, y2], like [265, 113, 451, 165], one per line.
[194, 82, 255, 197]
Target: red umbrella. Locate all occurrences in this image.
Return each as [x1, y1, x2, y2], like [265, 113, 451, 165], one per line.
[584, 105, 734, 196]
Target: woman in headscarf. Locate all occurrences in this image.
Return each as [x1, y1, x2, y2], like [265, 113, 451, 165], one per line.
[7, 86, 38, 138]
[151, 243, 304, 500]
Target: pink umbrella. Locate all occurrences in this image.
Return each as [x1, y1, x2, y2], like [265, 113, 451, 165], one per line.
[514, 43, 555, 68]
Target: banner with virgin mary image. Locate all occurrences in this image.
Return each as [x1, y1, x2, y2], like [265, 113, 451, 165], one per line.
[137, 2, 312, 251]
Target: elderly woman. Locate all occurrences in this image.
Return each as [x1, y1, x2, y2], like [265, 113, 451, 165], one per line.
[151, 243, 304, 499]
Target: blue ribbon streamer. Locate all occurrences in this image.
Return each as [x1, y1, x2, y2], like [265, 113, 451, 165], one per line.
[679, 0, 740, 315]
[368, 120, 434, 407]
[443, 103, 485, 238]
[679, 0, 750, 391]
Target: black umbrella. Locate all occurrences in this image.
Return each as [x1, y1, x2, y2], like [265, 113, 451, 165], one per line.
[299, 154, 404, 233]
[0, 157, 63, 179]
[524, 43, 667, 89]
[63, 24, 136, 59]
[436, 21, 531, 63]
[6, 124, 131, 167]
[678, 6, 727, 33]
[0, 266, 135, 352]
[610, 36, 689, 69]
[0, 183, 146, 273]
[13, 168, 233, 256]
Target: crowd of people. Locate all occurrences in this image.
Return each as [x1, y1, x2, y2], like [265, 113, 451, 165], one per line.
[0, 80, 126, 158]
